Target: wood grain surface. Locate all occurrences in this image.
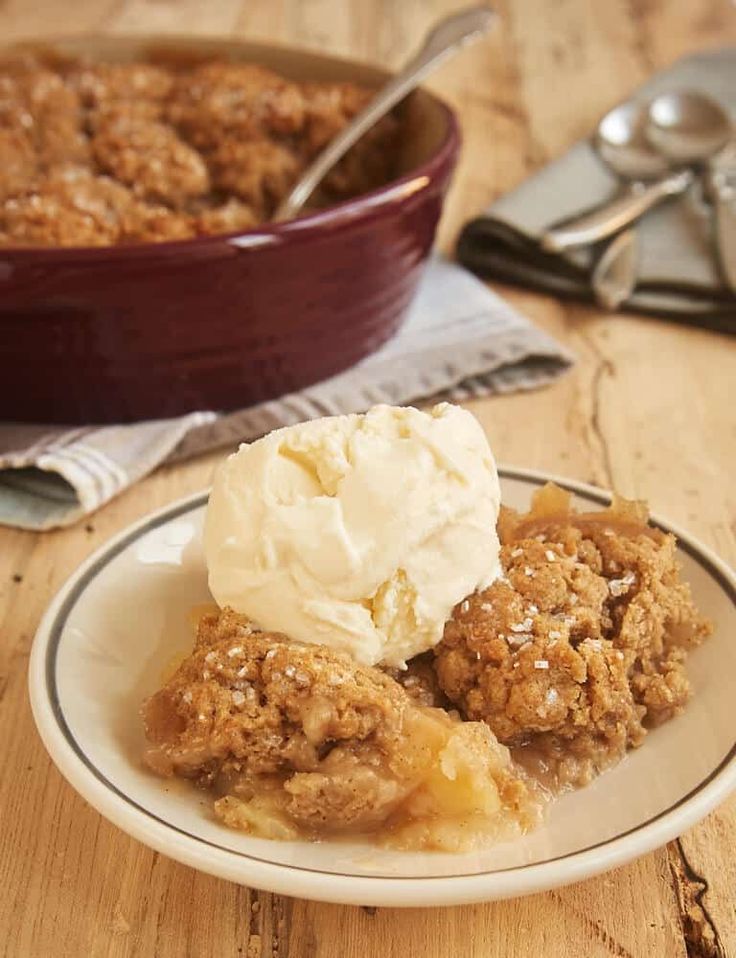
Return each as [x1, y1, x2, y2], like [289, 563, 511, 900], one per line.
[1, 1, 735, 956]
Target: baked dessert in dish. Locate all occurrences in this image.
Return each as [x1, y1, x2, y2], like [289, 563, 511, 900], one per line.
[0, 55, 399, 246]
[435, 482, 711, 790]
[142, 405, 711, 850]
[144, 609, 542, 850]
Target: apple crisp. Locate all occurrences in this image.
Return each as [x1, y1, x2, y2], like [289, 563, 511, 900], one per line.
[435, 483, 712, 789]
[0, 55, 399, 247]
[143, 483, 711, 848]
[143, 609, 542, 851]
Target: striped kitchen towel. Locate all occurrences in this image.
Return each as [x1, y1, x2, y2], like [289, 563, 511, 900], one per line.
[0, 257, 573, 530]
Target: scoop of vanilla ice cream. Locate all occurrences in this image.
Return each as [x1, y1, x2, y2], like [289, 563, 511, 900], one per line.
[204, 403, 501, 667]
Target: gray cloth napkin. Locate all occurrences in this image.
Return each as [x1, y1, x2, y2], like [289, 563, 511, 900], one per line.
[457, 47, 736, 331]
[0, 257, 573, 530]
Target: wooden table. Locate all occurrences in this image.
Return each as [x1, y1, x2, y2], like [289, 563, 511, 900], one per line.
[2, 1, 735, 955]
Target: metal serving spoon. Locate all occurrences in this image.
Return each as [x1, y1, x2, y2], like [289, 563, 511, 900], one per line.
[272, 5, 495, 223]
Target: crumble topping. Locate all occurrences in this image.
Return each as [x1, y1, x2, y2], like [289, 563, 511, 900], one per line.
[0, 55, 400, 246]
[434, 483, 712, 787]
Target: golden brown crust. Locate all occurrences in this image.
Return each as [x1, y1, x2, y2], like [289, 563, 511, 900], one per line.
[205, 139, 298, 214]
[0, 56, 399, 246]
[193, 198, 259, 237]
[0, 171, 132, 246]
[0, 128, 38, 203]
[143, 608, 409, 781]
[68, 63, 174, 106]
[166, 62, 308, 147]
[434, 484, 712, 786]
[143, 608, 540, 846]
[92, 115, 210, 206]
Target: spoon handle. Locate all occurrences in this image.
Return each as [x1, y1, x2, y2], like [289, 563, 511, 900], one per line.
[592, 228, 638, 310]
[541, 168, 693, 252]
[273, 5, 495, 222]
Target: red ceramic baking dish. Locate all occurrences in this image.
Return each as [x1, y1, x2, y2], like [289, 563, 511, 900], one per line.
[0, 35, 460, 424]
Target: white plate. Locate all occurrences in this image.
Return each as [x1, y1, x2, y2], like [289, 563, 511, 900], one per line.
[29, 468, 736, 907]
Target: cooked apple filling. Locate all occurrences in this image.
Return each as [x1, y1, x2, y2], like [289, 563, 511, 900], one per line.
[144, 609, 542, 850]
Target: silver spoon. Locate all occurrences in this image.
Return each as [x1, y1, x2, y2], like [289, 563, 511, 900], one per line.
[647, 90, 734, 294]
[647, 91, 731, 163]
[273, 5, 495, 223]
[541, 99, 693, 253]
